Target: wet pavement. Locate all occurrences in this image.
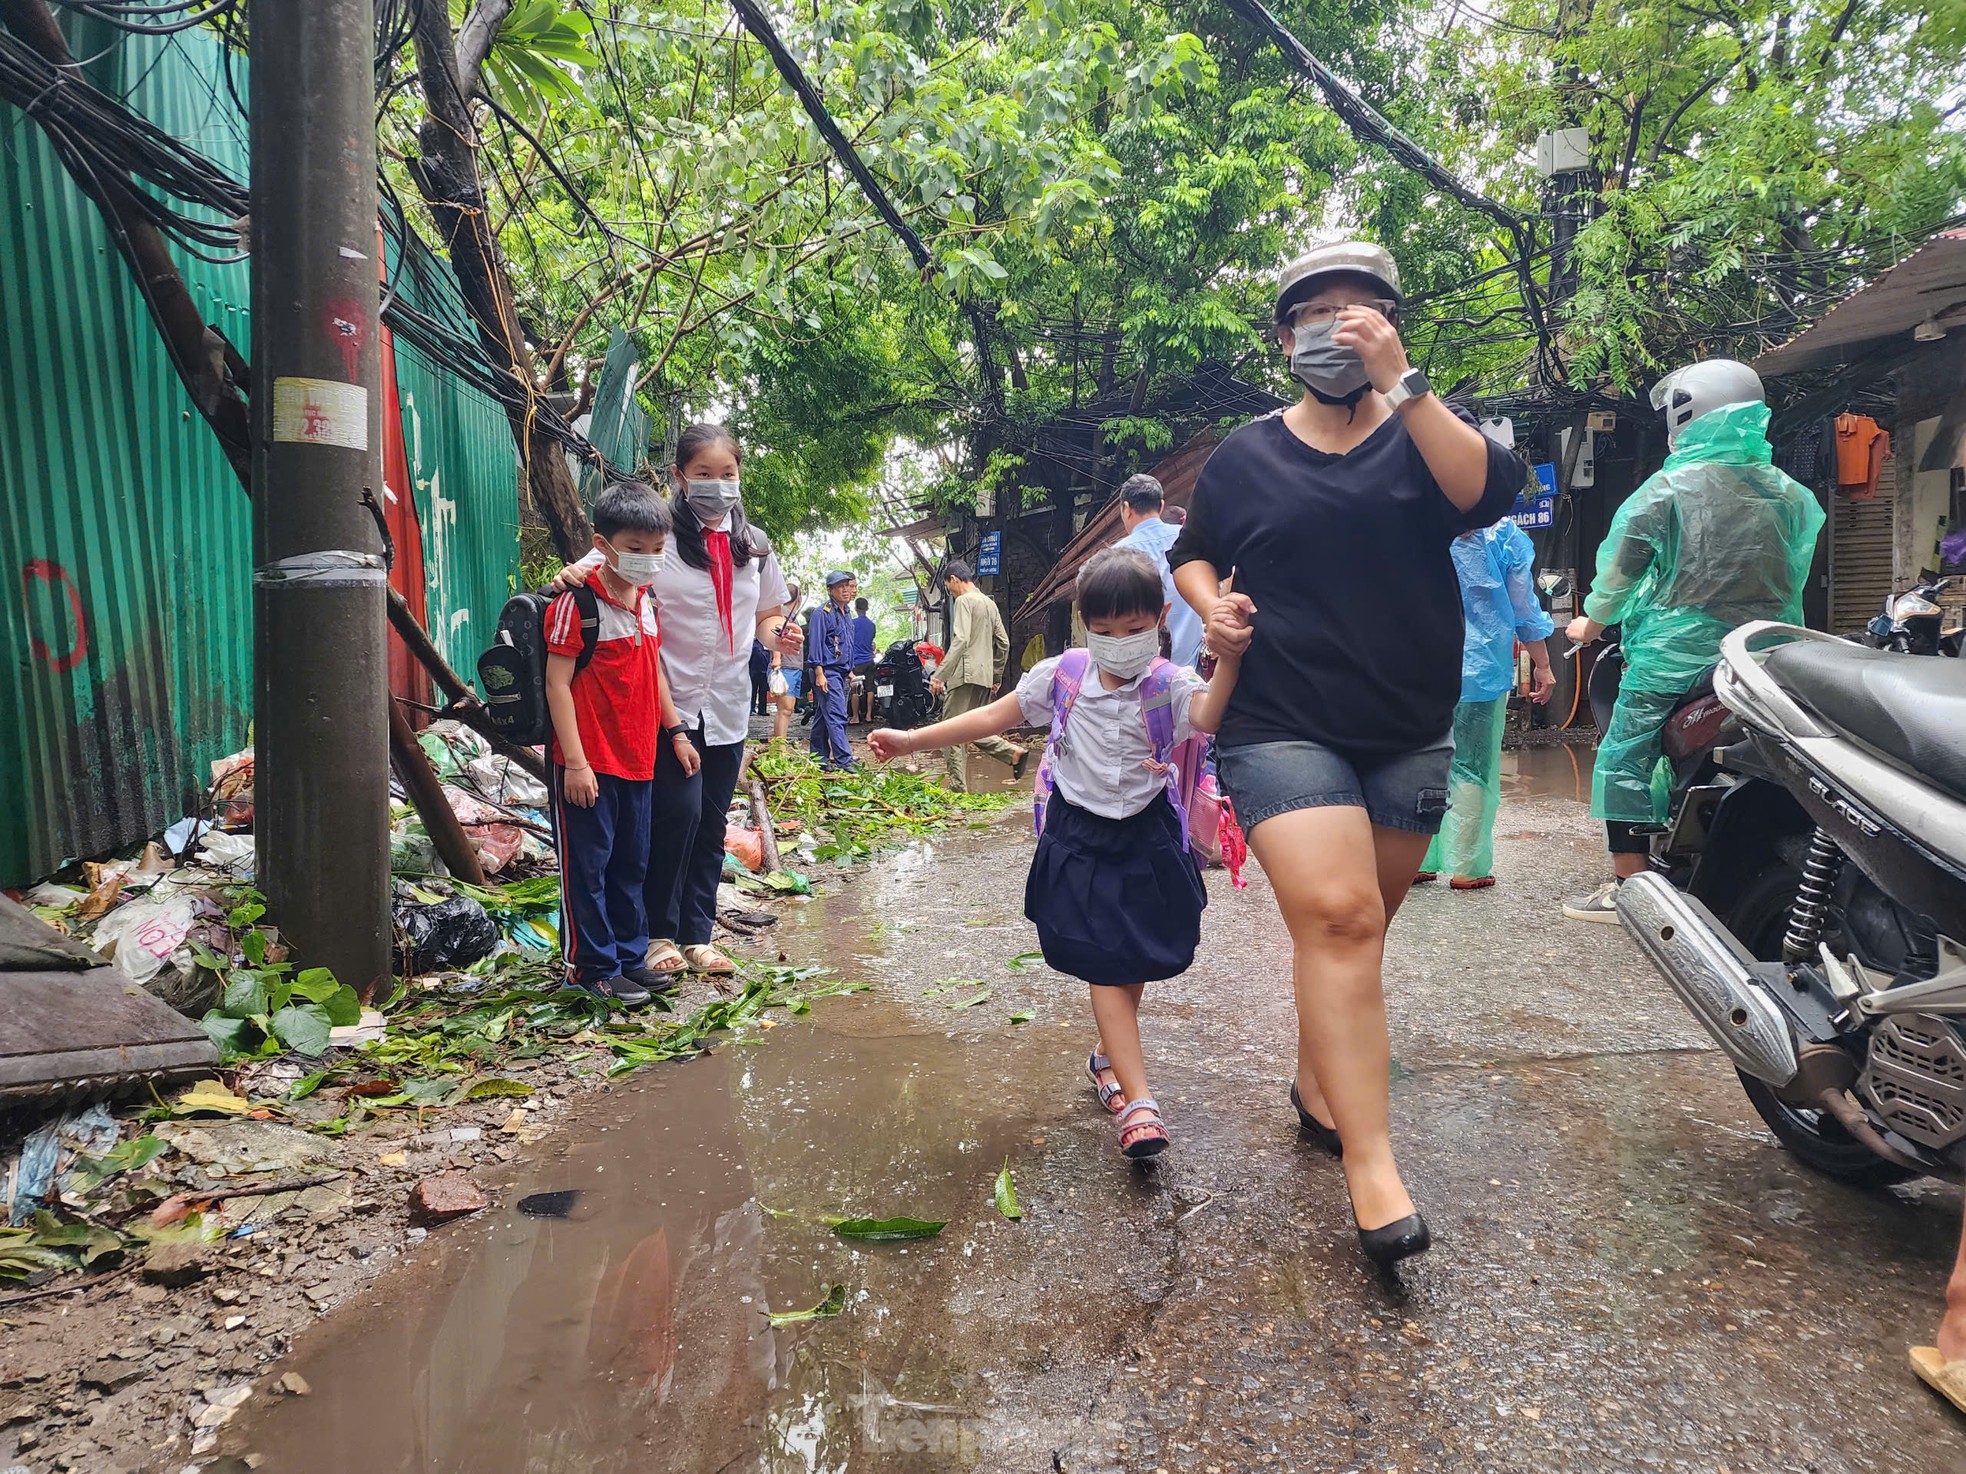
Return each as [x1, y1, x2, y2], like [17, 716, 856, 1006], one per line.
[224, 756, 1965, 1473]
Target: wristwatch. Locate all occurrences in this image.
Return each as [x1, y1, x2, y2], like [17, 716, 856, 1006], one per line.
[1384, 366, 1433, 412]
[664, 724, 689, 741]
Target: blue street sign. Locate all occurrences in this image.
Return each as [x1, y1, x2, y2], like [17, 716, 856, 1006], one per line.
[1510, 502, 1555, 530]
[1510, 462, 1560, 519]
[976, 530, 1003, 575]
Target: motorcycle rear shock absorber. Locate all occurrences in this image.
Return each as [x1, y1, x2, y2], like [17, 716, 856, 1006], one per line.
[1782, 827, 1845, 964]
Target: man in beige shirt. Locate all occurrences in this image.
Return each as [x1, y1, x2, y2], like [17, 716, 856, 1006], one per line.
[928, 558, 1029, 791]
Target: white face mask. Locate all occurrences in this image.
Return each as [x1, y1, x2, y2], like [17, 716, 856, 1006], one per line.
[1085, 627, 1160, 680]
[684, 477, 742, 522]
[605, 542, 666, 587]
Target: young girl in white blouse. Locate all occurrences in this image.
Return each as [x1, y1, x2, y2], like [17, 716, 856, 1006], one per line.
[871, 549, 1242, 1162]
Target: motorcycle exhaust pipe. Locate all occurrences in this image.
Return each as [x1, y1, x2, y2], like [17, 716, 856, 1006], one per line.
[1614, 873, 1801, 1087]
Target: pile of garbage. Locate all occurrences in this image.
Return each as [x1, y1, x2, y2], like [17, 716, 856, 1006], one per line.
[396, 721, 556, 878]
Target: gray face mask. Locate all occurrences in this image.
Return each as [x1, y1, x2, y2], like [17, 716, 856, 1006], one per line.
[1289, 320, 1372, 401]
[684, 477, 742, 522]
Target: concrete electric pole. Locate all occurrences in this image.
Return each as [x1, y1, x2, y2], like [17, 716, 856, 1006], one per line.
[249, 1, 392, 997]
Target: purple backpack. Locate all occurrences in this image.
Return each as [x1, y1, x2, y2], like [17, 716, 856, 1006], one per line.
[1032, 649, 1197, 848]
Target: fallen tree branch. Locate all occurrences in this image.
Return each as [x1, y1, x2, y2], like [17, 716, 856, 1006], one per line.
[388, 695, 489, 886]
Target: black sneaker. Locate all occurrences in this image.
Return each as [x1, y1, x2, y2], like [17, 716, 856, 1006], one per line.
[621, 964, 679, 1000]
[582, 974, 651, 1008]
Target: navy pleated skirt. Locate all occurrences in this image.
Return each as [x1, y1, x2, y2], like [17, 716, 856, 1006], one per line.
[1023, 792, 1206, 987]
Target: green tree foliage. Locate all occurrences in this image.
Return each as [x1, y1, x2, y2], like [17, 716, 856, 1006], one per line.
[1422, 0, 1966, 390]
[387, 0, 1965, 545]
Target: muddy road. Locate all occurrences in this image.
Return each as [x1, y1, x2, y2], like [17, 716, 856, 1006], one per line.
[221, 750, 1965, 1473]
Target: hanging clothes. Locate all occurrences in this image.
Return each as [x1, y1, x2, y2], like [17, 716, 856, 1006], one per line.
[1834, 413, 1891, 499]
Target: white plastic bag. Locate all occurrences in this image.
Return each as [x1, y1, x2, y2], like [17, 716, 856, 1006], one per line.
[91, 892, 199, 984]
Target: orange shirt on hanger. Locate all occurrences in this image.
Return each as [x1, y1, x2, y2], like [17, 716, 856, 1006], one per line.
[1835, 413, 1890, 498]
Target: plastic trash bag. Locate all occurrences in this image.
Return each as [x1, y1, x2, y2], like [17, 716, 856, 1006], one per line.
[466, 753, 548, 808]
[196, 831, 256, 876]
[91, 890, 199, 985]
[724, 825, 766, 873]
[4, 1103, 119, 1225]
[394, 896, 499, 974]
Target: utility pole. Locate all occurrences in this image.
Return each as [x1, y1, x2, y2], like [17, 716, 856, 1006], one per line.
[250, 1, 392, 997]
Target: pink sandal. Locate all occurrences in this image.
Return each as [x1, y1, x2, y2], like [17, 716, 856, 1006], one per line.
[1087, 1050, 1125, 1114]
[1117, 1099, 1170, 1160]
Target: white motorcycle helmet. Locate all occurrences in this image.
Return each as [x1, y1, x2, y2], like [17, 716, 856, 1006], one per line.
[1649, 358, 1764, 447]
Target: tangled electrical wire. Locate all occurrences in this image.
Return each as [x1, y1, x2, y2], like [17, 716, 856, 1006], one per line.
[4, 0, 606, 469]
[43, 0, 237, 35]
[0, 27, 246, 258]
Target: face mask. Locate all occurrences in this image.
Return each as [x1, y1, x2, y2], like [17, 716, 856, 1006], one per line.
[684, 477, 742, 522]
[605, 542, 665, 586]
[1085, 628, 1160, 680]
[1289, 319, 1372, 404]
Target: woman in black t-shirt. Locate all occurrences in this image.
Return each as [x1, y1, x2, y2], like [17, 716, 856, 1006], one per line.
[1170, 242, 1520, 1276]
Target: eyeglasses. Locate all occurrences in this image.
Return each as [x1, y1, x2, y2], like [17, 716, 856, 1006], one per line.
[1287, 299, 1400, 329]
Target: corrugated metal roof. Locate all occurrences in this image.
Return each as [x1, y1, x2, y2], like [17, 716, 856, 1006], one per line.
[1754, 230, 1966, 377]
[0, 22, 254, 885]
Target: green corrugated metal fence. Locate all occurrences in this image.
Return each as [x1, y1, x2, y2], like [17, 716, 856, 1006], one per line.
[0, 23, 520, 886]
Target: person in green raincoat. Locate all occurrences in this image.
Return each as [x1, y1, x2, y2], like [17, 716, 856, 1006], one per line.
[1562, 359, 1825, 922]
[1417, 520, 1556, 889]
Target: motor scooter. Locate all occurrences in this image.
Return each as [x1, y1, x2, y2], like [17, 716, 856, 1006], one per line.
[1617, 622, 1966, 1186]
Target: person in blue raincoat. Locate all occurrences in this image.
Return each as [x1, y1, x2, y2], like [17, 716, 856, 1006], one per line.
[1562, 360, 1825, 922]
[1416, 521, 1555, 889]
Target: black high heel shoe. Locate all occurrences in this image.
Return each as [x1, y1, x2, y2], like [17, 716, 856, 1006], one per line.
[1289, 1083, 1342, 1158]
[1356, 1211, 1431, 1270]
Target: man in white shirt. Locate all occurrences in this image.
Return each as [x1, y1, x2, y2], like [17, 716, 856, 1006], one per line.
[1111, 475, 1202, 668]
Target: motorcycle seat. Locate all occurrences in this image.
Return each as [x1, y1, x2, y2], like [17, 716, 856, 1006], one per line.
[1762, 640, 1966, 802]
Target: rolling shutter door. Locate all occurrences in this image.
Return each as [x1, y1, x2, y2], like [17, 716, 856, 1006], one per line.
[1829, 457, 1897, 634]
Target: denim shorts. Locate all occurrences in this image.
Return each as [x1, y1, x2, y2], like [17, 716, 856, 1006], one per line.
[1217, 737, 1453, 836]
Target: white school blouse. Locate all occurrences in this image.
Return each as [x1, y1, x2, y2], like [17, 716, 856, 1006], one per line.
[1015, 656, 1205, 821]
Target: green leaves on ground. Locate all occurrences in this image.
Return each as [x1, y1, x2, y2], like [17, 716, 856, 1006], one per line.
[278, 961, 866, 1136]
[64, 1136, 167, 1195]
[946, 988, 991, 1009]
[201, 964, 362, 1061]
[0, 1212, 130, 1283]
[993, 1161, 1022, 1222]
[1008, 1009, 1036, 1025]
[766, 1283, 849, 1326]
[831, 1216, 947, 1242]
[1007, 953, 1045, 971]
[751, 749, 1014, 865]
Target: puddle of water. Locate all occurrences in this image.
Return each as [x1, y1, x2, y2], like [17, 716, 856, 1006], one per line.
[227, 837, 1086, 1474]
[1500, 741, 1594, 803]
